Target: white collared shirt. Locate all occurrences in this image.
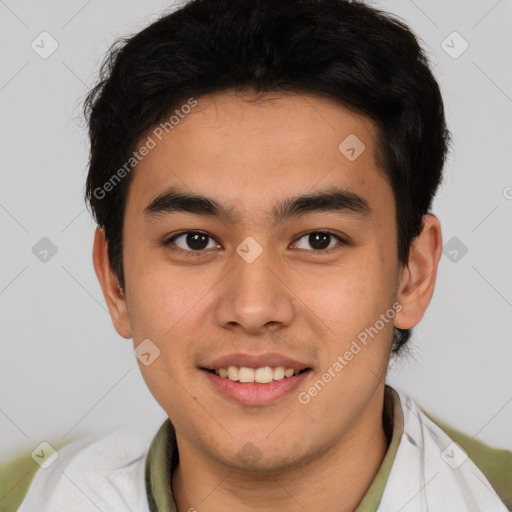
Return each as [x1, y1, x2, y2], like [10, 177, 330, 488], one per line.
[16, 386, 510, 512]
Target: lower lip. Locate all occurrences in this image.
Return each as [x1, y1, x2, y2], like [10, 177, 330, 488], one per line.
[202, 369, 311, 406]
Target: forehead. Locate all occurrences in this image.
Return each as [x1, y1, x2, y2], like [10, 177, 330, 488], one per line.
[126, 90, 393, 222]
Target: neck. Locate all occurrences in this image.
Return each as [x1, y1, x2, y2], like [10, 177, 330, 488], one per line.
[172, 386, 389, 512]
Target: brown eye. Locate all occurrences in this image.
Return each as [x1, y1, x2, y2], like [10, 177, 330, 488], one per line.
[167, 231, 220, 252]
[292, 231, 346, 251]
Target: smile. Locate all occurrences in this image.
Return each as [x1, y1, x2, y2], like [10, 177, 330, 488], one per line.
[202, 367, 312, 406]
[210, 365, 306, 384]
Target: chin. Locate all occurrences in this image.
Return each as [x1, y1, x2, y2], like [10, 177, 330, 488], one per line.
[212, 440, 318, 476]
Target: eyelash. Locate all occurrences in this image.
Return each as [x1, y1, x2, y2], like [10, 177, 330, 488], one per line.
[162, 230, 348, 257]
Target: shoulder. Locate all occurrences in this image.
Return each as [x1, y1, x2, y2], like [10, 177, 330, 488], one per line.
[423, 410, 512, 511]
[0, 436, 86, 512]
[0, 421, 163, 512]
[385, 387, 512, 511]
[0, 448, 51, 512]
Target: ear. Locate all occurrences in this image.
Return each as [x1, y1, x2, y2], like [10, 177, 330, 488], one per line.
[92, 226, 132, 339]
[394, 214, 442, 330]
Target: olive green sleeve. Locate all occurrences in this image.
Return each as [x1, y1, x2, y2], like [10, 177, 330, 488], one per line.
[0, 438, 76, 512]
[0, 451, 41, 512]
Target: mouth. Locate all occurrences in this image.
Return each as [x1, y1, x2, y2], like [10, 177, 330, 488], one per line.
[199, 353, 312, 405]
[203, 365, 309, 383]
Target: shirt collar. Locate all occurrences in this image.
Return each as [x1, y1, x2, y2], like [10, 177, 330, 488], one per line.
[145, 385, 404, 512]
[354, 385, 404, 511]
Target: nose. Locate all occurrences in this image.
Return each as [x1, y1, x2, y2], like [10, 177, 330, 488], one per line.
[214, 245, 295, 335]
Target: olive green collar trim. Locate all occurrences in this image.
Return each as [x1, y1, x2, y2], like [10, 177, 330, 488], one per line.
[145, 385, 403, 512]
[145, 417, 178, 512]
[354, 385, 404, 511]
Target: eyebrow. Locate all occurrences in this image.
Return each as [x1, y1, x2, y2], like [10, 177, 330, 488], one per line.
[143, 186, 371, 224]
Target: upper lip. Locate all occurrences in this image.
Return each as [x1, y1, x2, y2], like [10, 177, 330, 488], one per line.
[201, 352, 310, 372]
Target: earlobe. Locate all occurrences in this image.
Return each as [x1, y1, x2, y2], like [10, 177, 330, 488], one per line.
[92, 226, 132, 339]
[394, 214, 443, 330]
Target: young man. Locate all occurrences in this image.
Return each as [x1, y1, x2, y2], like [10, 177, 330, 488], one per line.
[5, 0, 511, 511]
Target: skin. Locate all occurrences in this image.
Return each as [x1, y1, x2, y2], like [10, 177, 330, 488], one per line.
[93, 90, 442, 512]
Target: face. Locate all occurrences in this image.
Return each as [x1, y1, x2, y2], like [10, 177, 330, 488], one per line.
[109, 91, 406, 471]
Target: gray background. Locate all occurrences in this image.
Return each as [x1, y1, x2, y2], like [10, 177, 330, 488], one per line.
[1, 0, 511, 462]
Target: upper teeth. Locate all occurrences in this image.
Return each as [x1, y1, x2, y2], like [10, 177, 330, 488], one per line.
[214, 366, 301, 383]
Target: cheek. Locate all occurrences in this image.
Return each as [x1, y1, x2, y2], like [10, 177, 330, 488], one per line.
[291, 255, 392, 337]
[136, 359, 195, 433]
[123, 248, 207, 341]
